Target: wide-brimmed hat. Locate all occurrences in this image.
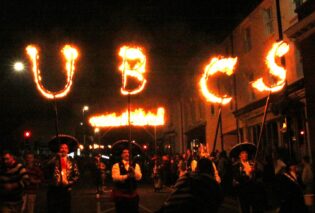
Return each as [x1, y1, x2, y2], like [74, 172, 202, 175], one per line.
[229, 142, 257, 159]
[111, 139, 143, 156]
[48, 134, 79, 153]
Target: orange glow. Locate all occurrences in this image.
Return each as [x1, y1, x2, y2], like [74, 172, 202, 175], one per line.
[252, 41, 289, 93]
[89, 107, 165, 127]
[199, 57, 238, 105]
[26, 45, 79, 99]
[118, 45, 147, 95]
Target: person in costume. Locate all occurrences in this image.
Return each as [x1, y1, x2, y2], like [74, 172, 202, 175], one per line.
[111, 149, 142, 213]
[45, 135, 80, 213]
[232, 143, 264, 213]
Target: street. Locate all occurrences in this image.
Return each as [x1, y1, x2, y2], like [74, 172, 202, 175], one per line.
[35, 183, 240, 213]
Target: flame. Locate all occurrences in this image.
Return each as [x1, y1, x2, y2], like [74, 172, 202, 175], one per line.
[118, 45, 147, 95]
[89, 107, 165, 127]
[25, 45, 79, 99]
[199, 57, 238, 105]
[252, 41, 289, 93]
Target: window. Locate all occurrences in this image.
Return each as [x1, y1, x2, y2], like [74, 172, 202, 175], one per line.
[263, 7, 274, 35]
[199, 101, 205, 120]
[246, 72, 256, 101]
[190, 100, 196, 123]
[243, 27, 252, 52]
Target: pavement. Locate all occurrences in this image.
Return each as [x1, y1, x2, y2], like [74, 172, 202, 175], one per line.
[35, 183, 243, 213]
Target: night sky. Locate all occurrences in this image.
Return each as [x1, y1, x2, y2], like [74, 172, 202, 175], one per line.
[0, 0, 261, 140]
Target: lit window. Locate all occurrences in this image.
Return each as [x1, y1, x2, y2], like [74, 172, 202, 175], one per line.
[263, 7, 274, 35]
[243, 27, 252, 52]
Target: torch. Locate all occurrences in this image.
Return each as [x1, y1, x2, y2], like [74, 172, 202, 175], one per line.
[199, 57, 238, 153]
[252, 41, 289, 161]
[25, 45, 79, 137]
[118, 45, 147, 163]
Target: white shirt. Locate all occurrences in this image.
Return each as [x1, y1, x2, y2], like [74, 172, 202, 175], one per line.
[112, 160, 142, 182]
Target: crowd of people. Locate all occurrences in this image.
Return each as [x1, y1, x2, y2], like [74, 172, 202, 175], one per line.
[150, 144, 314, 213]
[0, 137, 81, 213]
[0, 139, 314, 213]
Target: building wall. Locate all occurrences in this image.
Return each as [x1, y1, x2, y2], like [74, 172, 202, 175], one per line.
[164, 0, 308, 157]
[207, 0, 305, 154]
[215, 0, 303, 158]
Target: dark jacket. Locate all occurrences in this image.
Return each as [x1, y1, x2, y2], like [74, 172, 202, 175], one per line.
[157, 172, 223, 213]
[45, 156, 79, 188]
[278, 172, 308, 213]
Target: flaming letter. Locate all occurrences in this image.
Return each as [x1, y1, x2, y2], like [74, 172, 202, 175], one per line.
[26, 45, 79, 99]
[199, 57, 238, 105]
[118, 46, 147, 95]
[252, 41, 289, 93]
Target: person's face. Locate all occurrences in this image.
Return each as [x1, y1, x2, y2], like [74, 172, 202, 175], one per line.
[290, 164, 297, 173]
[121, 149, 129, 161]
[24, 154, 34, 165]
[186, 150, 191, 156]
[59, 144, 69, 156]
[2, 153, 15, 167]
[239, 151, 248, 161]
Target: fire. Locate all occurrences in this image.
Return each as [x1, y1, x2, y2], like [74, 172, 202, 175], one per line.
[89, 107, 165, 127]
[199, 57, 238, 105]
[252, 41, 289, 93]
[26, 45, 79, 99]
[118, 45, 147, 95]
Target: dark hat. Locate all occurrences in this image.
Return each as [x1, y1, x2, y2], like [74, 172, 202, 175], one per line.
[285, 158, 298, 167]
[229, 142, 257, 159]
[111, 140, 142, 156]
[48, 134, 79, 153]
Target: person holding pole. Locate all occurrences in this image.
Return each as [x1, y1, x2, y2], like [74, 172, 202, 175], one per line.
[45, 135, 80, 213]
[231, 145, 265, 213]
[111, 149, 142, 213]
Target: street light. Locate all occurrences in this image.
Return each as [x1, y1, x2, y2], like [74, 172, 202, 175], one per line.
[13, 61, 25, 72]
[82, 105, 89, 146]
[83, 105, 89, 112]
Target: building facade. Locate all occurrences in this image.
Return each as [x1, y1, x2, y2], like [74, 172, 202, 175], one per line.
[165, 0, 314, 162]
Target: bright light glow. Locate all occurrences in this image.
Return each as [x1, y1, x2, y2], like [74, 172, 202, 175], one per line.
[93, 144, 100, 149]
[24, 131, 31, 138]
[118, 45, 147, 95]
[108, 145, 112, 149]
[89, 107, 165, 127]
[79, 144, 84, 150]
[101, 155, 110, 159]
[199, 57, 238, 105]
[14, 62, 24, 72]
[25, 45, 79, 99]
[83, 106, 89, 111]
[94, 128, 100, 133]
[252, 41, 289, 93]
